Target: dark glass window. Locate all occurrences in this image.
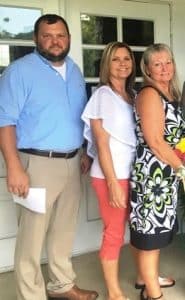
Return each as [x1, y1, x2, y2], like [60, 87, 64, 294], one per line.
[122, 19, 154, 46]
[0, 45, 34, 74]
[83, 49, 103, 77]
[134, 81, 143, 93]
[133, 51, 143, 77]
[81, 14, 117, 45]
[86, 82, 98, 99]
[9, 45, 34, 60]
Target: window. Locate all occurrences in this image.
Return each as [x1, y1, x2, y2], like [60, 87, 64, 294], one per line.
[81, 14, 117, 45]
[0, 6, 41, 74]
[83, 49, 103, 78]
[81, 13, 154, 96]
[0, 6, 41, 40]
[122, 19, 154, 46]
[122, 18, 154, 90]
[81, 14, 117, 96]
[0, 45, 35, 74]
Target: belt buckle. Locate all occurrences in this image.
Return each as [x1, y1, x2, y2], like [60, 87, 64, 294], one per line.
[49, 151, 53, 158]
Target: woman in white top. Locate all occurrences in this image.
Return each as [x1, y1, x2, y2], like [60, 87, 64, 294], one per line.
[82, 41, 136, 300]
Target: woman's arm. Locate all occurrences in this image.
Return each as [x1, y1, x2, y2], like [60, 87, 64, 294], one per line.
[136, 87, 182, 170]
[91, 119, 126, 208]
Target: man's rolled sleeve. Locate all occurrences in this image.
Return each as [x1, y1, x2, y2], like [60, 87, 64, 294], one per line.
[0, 63, 25, 128]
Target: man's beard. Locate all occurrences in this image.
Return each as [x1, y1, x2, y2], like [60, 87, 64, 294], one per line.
[36, 44, 70, 62]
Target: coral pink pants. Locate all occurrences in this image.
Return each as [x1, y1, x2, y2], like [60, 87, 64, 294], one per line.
[91, 177, 129, 260]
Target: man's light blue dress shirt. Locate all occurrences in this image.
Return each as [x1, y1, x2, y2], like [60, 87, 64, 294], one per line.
[0, 50, 87, 151]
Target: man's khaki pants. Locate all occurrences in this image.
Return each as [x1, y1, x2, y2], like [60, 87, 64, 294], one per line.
[14, 152, 82, 300]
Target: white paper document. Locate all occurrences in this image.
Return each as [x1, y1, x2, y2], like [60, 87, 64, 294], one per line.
[12, 188, 46, 214]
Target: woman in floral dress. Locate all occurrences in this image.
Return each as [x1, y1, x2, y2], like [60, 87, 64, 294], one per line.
[130, 43, 185, 300]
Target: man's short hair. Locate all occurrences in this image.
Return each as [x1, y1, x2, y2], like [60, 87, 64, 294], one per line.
[34, 14, 70, 36]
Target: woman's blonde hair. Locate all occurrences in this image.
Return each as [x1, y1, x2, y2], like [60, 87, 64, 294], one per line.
[140, 43, 181, 100]
[99, 41, 136, 99]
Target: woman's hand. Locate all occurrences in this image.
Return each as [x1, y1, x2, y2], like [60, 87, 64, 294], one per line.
[80, 152, 92, 174]
[107, 179, 127, 208]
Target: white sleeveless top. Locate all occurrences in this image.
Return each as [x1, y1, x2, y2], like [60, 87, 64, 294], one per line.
[81, 85, 136, 179]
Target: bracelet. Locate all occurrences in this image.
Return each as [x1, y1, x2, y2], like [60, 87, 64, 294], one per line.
[175, 165, 185, 178]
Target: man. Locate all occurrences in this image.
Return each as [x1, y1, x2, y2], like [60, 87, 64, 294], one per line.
[0, 14, 98, 300]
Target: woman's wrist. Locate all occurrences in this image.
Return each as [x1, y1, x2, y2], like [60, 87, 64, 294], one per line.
[175, 164, 185, 178]
[107, 177, 118, 187]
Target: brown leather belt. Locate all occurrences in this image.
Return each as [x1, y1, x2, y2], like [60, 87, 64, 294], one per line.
[19, 148, 78, 159]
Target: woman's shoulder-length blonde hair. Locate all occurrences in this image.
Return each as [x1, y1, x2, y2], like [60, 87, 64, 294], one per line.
[140, 43, 181, 101]
[99, 41, 136, 99]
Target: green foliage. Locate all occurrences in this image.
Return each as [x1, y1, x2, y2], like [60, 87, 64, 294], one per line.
[0, 30, 33, 40]
[81, 15, 103, 44]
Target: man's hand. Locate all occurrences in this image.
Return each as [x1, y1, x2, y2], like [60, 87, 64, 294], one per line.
[7, 166, 30, 198]
[80, 152, 92, 174]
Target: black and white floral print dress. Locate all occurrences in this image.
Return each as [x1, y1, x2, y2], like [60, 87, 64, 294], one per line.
[130, 87, 185, 250]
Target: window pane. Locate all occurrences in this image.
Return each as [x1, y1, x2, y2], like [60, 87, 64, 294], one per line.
[0, 6, 41, 40]
[122, 19, 154, 46]
[9, 45, 34, 60]
[83, 49, 103, 77]
[81, 14, 117, 45]
[0, 45, 34, 74]
[86, 82, 98, 99]
[134, 81, 143, 92]
[133, 51, 143, 77]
